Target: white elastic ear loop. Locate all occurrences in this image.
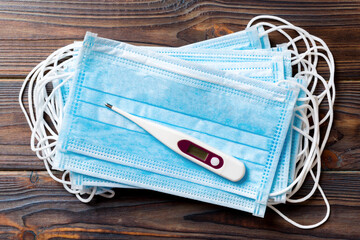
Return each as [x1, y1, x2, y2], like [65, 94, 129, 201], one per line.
[287, 133, 321, 202]
[247, 15, 295, 28]
[30, 75, 71, 152]
[19, 43, 81, 189]
[248, 19, 319, 87]
[249, 15, 330, 194]
[247, 14, 318, 62]
[294, 50, 334, 102]
[270, 81, 320, 196]
[268, 175, 330, 229]
[20, 42, 114, 203]
[292, 108, 311, 167]
[292, 51, 334, 160]
[250, 15, 333, 229]
[31, 74, 72, 163]
[257, 23, 335, 119]
[20, 48, 77, 143]
[295, 71, 334, 155]
[261, 24, 318, 82]
[30, 61, 74, 141]
[270, 80, 328, 230]
[267, 80, 329, 229]
[20, 62, 67, 160]
[62, 170, 81, 194]
[76, 187, 97, 203]
[99, 188, 116, 199]
[296, 55, 334, 123]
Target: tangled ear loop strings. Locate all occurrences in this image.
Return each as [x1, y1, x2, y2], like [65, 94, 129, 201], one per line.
[19, 42, 114, 203]
[247, 15, 335, 229]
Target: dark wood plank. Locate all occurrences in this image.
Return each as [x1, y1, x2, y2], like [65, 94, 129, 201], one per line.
[0, 171, 359, 239]
[0, 0, 359, 80]
[1, 80, 359, 170]
[0, 1, 359, 239]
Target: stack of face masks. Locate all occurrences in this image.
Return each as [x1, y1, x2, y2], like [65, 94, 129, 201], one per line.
[19, 15, 335, 229]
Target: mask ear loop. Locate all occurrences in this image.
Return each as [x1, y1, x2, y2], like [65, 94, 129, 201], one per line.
[268, 178, 330, 229]
[76, 186, 97, 203]
[253, 20, 335, 130]
[248, 15, 334, 229]
[20, 55, 66, 165]
[251, 20, 321, 99]
[23, 50, 76, 151]
[19, 42, 101, 196]
[270, 81, 320, 197]
[248, 15, 320, 85]
[248, 16, 330, 190]
[98, 188, 116, 198]
[267, 81, 330, 229]
[62, 170, 81, 194]
[20, 42, 116, 203]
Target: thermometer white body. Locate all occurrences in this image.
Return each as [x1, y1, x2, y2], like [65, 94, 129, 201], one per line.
[106, 103, 245, 182]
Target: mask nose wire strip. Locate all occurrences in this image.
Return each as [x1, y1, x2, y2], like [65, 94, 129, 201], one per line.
[247, 15, 335, 229]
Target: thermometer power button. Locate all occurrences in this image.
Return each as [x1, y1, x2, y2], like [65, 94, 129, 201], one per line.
[210, 157, 220, 167]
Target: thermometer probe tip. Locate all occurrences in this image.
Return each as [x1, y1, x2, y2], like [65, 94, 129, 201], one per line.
[105, 103, 113, 109]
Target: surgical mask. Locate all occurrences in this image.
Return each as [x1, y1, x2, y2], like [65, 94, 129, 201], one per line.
[66, 48, 295, 204]
[179, 25, 270, 50]
[147, 47, 292, 82]
[55, 25, 271, 105]
[60, 151, 265, 213]
[54, 32, 300, 217]
[52, 43, 295, 204]
[40, 27, 295, 207]
[48, 26, 292, 202]
[66, 49, 294, 203]
[70, 171, 134, 189]
[50, 39, 291, 202]
[49, 27, 290, 198]
[57, 48, 292, 103]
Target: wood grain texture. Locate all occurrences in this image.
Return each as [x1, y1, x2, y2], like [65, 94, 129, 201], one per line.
[0, 0, 359, 80]
[0, 171, 359, 240]
[0, 0, 359, 239]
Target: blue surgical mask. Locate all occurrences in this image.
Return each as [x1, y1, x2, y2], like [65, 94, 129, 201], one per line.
[146, 47, 292, 82]
[179, 25, 270, 50]
[51, 26, 279, 198]
[65, 49, 294, 201]
[70, 171, 135, 189]
[52, 34, 295, 205]
[57, 48, 292, 103]
[54, 32, 300, 217]
[52, 39, 295, 205]
[55, 25, 271, 105]
[52, 27, 295, 205]
[54, 47, 295, 204]
[59, 151, 266, 214]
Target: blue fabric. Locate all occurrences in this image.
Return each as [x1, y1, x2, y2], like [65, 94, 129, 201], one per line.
[54, 32, 300, 217]
[56, 47, 296, 204]
[72, 47, 295, 203]
[53, 34, 298, 204]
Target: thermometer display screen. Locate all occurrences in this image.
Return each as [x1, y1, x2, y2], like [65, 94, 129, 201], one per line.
[187, 144, 208, 161]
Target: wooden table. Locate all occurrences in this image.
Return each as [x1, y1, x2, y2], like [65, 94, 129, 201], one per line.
[1, 1, 359, 239]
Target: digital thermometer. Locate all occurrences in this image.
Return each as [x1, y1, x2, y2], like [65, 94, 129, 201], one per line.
[105, 103, 246, 182]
